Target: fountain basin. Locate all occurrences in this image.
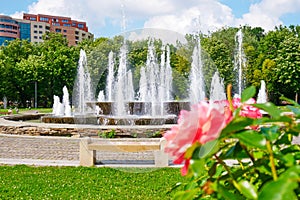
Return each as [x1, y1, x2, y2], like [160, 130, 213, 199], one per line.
[87, 101, 191, 116]
[41, 114, 178, 125]
[97, 115, 177, 125]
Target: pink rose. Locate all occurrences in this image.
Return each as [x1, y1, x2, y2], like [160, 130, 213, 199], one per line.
[163, 101, 227, 175]
[232, 98, 262, 119]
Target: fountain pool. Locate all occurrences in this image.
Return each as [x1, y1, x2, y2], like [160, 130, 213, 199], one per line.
[42, 29, 224, 126]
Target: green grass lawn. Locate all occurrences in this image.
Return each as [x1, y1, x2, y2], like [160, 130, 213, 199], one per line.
[0, 165, 185, 199]
[0, 108, 52, 115]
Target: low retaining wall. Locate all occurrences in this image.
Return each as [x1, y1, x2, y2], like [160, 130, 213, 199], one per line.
[0, 125, 168, 138]
[0, 114, 170, 138]
[0, 126, 93, 137]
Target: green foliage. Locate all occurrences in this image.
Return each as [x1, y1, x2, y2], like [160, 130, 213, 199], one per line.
[1, 25, 300, 106]
[0, 33, 78, 107]
[171, 87, 300, 199]
[98, 129, 116, 138]
[0, 165, 185, 199]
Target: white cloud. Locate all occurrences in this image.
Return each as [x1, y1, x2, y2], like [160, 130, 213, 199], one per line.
[236, 0, 300, 30]
[10, 0, 300, 37]
[144, 1, 235, 35]
[127, 28, 187, 45]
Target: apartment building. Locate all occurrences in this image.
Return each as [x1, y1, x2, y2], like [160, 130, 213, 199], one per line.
[0, 14, 93, 46]
[23, 13, 93, 46]
[0, 15, 20, 45]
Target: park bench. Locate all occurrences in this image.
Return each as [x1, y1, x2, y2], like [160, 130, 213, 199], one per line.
[79, 138, 169, 167]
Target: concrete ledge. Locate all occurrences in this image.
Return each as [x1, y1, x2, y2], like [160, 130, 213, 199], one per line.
[80, 137, 169, 167]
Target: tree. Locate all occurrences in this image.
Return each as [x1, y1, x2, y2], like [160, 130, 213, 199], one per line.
[0, 39, 35, 106]
[275, 35, 300, 100]
[38, 33, 79, 106]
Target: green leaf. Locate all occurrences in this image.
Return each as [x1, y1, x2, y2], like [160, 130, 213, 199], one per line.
[190, 159, 206, 177]
[241, 86, 256, 103]
[281, 153, 295, 167]
[286, 105, 300, 116]
[192, 139, 219, 159]
[234, 130, 267, 150]
[266, 115, 293, 123]
[185, 142, 200, 159]
[184, 181, 198, 191]
[208, 162, 217, 177]
[254, 102, 282, 119]
[221, 142, 248, 159]
[217, 184, 242, 200]
[236, 180, 258, 199]
[173, 189, 199, 200]
[258, 166, 300, 200]
[221, 117, 254, 136]
[260, 126, 280, 142]
[167, 182, 183, 194]
[280, 96, 299, 106]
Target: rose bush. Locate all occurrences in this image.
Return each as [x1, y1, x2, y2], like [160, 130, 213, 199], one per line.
[165, 86, 300, 200]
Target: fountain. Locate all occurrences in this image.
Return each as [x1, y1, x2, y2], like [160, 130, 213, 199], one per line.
[106, 51, 114, 102]
[73, 49, 95, 115]
[189, 37, 206, 104]
[95, 38, 183, 125]
[234, 29, 246, 97]
[62, 86, 72, 117]
[3, 96, 7, 109]
[51, 86, 71, 116]
[42, 29, 227, 126]
[209, 71, 226, 102]
[257, 80, 267, 103]
[52, 95, 63, 116]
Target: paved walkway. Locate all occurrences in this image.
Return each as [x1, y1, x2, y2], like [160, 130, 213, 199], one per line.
[0, 115, 299, 167]
[0, 133, 161, 167]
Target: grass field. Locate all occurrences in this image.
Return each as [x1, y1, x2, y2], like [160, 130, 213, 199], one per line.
[0, 108, 52, 115]
[0, 165, 185, 199]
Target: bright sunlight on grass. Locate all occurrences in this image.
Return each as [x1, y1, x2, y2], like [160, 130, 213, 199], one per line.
[0, 165, 185, 199]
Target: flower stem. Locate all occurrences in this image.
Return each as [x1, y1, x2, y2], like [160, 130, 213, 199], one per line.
[214, 154, 233, 179]
[227, 84, 233, 112]
[266, 140, 277, 181]
[240, 143, 255, 163]
[214, 154, 239, 189]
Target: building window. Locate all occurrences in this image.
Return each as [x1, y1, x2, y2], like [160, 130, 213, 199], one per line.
[40, 17, 48, 22]
[55, 29, 61, 33]
[78, 24, 84, 28]
[75, 31, 79, 35]
[45, 26, 50, 30]
[63, 24, 71, 27]
[63, 30, 67, 33]
[39, 25, 43, 28]
[75, 36, 79, 40]
[72, 23, 76, 27]
[34, 36, 38, 39]
[62, 19, 69, 23]
[34, 30, 37, 33]
[52, 23, 60, 26]
[39, 36, 42, 39]
[39, 31, 43, 34]
[34, 25, 37, 28]
[30, 17, 36, 21]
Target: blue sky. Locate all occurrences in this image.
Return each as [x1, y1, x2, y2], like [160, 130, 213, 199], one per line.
[1, 0, 300, 38]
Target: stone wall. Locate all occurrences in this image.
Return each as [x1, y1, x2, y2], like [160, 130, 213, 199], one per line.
[0, 114, 169, 138]
[0, 125, 167, 138]
[0, 125, 97, 137]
